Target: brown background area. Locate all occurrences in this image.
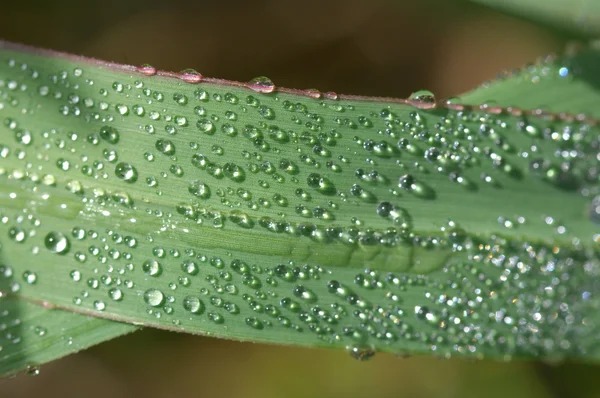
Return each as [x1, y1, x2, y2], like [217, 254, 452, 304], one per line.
[1, 1, 599, 397]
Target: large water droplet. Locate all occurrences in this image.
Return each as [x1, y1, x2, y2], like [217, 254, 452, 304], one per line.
[183, 296, 204, 314]
[144, 289, 165, 307]
[138, 64, 157, 76]
[188, 180, 211, 199]
[115, 162, 138, 183]
[409, 90, 436, 105]
[142, 259, 162, 277]
[44, 231, 70, 255]
[247, 76, 275, 94]
[155, 139, 175, 156]
[109, 288, 124, 301]
[179, 68, 203, 83]
[99, 126, 120, 144]
[8, 227, 26, 243]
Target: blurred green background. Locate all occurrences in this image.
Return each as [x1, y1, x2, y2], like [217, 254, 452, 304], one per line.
[1, 0, 599, 397]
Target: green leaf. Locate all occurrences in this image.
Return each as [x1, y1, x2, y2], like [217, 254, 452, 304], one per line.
[0, 297, 136, 376]
[460, 44, 600, 116]
[0, 40, 598, 375]
[469, 0, 600, 38]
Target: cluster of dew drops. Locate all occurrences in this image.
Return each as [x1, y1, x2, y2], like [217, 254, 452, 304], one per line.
[0, 50, 599, 365]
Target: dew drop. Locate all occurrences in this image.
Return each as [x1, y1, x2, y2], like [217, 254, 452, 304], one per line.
[115, 162, 138, 183]
[8, 227, 26, 243]
[245, 317, 264, 329]
[70, 270, 81, 282]
[93, 300, 106, 311]
[409, 90, 436, 106]
[99, 126, 120, 144]
[44, 231, 70, 255]
[22, 271, 37, 284]
[155, 139, 175, 156]
[197, 119, 216, 135]
[138, 64, 157, 76]
[188, 180, 211, 199]
[26, 365, 40, 376]
[179, 69, 203, 83]
[142, 259, 162, 277]
[183, 296, 204, 314]
[144, 289, 165, 307]
[347, 345, 376, 361]
[293, 285, 317, 302]
[376, 201, 394, 217]
[247, 76, 275, 94]
[109, 288, 123, 301]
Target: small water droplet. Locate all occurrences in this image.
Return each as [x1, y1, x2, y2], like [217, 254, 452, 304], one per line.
[26, 365, 40, 376]
[347, 345, 376, 361]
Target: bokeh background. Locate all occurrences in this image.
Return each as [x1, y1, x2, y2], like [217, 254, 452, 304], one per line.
[1, 0, 599, 397]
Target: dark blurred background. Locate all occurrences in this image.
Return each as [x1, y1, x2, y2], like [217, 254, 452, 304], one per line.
[1, 0, 599, 397]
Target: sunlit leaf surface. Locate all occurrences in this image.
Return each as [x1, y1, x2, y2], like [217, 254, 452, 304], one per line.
[0, 41, 598, 375]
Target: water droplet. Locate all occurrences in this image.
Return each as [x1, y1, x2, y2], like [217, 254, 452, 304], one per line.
[138, 64, 157, 76]
[197, 119, 215, 135]
[109, 288, 123, 301]
[115, 162, 138, 183]
[93, 300, 106, 311]
[155, 139, 175, 156]
[347, 345, 376, 361]
[247, 76, 275, 94]
[26, 365, 40, 376]
[23, 271, 37, 284]
[376, 201, 394, 217]
[99, 126, 120, 144]
[183, 296, 204, 314]
[293, 285, 317, 302]
[8, 227, 26, 243]
[181, 260, 200, 275]
[188, 180, 211, 199]
[206, 312, 223, 324]
[179, 69, 203, 83]
[142, 259, 162, 277]
[409, 90, 436, 105]
[144, 289, 165, 307]
[307, 173, 336, 195]
[44, 231, 70, 255]
[70, 270, 81, 282]
[245, 317, 264, 329]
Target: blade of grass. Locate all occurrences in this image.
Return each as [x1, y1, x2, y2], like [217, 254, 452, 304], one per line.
[469, 0, 600, 38]
[0, 41, 598, 375]
[459, 43, 600, 115]
[0, 297, 137, 377]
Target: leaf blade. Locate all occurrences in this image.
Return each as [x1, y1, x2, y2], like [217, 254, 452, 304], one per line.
[0, 41, 598, 370]
[0, 297, 137, 377]
[469, 0, 600, 37]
